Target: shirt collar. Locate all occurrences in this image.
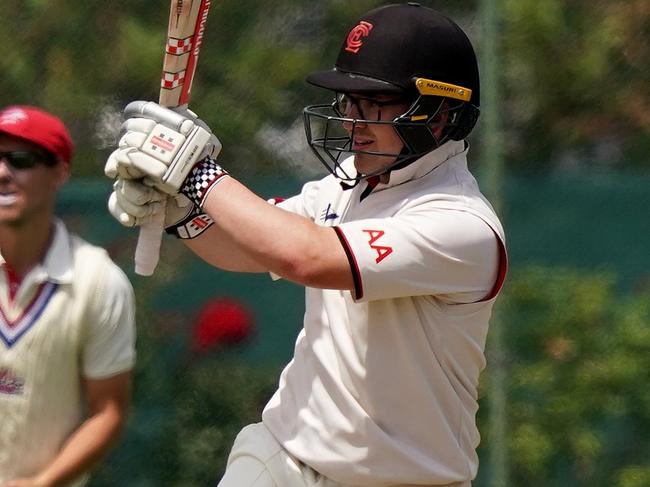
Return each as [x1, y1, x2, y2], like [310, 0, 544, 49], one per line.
[0, 219, 74, 284]
[356, 139, 467, 195]
[385, 140, 466, 187]
[42, 219, 75, 283]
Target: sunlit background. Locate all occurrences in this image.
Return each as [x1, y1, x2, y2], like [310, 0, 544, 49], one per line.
[1, 1, 649, 486]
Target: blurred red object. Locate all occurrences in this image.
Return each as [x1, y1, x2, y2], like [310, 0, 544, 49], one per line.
[192, 298, 254, 353]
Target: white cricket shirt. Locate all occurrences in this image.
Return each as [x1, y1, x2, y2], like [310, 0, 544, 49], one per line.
[263, 140, 507, 487]
[0, 220, 136, 486]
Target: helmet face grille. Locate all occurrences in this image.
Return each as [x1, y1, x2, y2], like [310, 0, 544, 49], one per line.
[302, 106, 356, 181]
[302, 96, 479, 182]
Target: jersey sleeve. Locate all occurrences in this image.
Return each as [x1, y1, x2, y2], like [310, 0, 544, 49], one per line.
[335, 208, 501, 303]
[267, 180, 323, 281]
[82, 260, 136, 379]
[275, 180, 322, 221]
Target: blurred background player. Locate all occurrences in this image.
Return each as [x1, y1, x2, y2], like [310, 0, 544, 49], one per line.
[0, 106, 136, 487]
[106, 3, 506, 486]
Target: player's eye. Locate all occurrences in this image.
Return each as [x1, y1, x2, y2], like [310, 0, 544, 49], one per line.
[333, 93, 353, 116]
[333, 94, 376, 119]
[333, 93, 407, 121]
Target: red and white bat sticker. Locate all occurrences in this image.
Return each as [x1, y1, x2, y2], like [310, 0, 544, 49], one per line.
[161, 70, 187, 89]
[166, 36, 193, 55]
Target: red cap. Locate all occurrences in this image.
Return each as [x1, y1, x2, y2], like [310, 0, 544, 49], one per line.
[0, 105, 74, 164]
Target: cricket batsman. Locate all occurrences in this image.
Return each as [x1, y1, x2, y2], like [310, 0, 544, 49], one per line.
[106, 3, 507, 486]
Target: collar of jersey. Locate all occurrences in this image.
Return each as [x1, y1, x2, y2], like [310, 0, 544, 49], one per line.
[338, 139, 467, 194]
[362, 139, 467, 194]
[0, 219, 74, 286]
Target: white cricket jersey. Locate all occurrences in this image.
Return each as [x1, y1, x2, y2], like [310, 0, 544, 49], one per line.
[263, 141, 507, 487]
[0, 220, 136, 486]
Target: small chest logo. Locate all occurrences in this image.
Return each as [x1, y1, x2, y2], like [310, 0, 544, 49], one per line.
[0, 367, 24, 395]
[362, 229, 393, 263]
[345, 21, 373, 54]
[320, 203, 339, 223]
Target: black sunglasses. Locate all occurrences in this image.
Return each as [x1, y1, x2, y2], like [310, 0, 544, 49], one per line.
[0, 150, 56, 170]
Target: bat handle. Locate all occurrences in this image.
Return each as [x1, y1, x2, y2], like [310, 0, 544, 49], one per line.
[133, 102, 187, 276]
[134, 198, 167, 276]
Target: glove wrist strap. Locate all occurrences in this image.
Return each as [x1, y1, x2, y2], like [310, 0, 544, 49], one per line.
[181, 157, 228, 207]
[165, 205, 214, 239]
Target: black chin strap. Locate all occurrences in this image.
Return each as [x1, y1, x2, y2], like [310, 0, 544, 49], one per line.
[339, 180, 359, 191]
[339, 176, 380, 204]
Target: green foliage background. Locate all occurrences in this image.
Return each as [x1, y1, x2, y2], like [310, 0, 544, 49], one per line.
[1, 0, 649, 486]
[478, 268, 650, 487]
[2, 0, 648, 175]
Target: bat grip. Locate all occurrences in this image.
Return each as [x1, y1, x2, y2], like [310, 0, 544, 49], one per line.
[134, 198, 167, 276]
[133, 102, 188, 276]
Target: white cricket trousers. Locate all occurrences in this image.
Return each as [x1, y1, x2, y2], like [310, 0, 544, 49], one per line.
[216, 422, 341, 487]
[216, 422, 471, 487]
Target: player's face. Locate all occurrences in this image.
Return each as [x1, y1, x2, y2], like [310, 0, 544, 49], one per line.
[339, 93, 410, 177]
[0, 135, 69, 228]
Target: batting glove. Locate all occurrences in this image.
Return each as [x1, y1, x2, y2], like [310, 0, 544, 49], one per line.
[104, 101, 223, 195]
[108, 178, 214, 239]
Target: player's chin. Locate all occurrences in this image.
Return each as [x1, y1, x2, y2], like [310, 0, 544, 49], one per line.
[0, 199, 25, 223]
[0, 210, 24, 227]
[353, 153, 395, 177]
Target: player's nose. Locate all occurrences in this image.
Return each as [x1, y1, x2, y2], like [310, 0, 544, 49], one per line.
[0, 158, 15, 180]
[342, 108, 368, 132]
[0, 158, 11, 173]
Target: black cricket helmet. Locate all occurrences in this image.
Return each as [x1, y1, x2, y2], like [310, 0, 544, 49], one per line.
[303, 2, 480, 182]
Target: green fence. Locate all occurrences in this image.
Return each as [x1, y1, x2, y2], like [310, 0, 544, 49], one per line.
[60, 171, 650, 363]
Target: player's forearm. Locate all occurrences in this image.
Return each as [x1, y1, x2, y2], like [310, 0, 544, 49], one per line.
[33, 406, 126, 487]
[201, 176, 354, 290]
[183, 222, 268, 273]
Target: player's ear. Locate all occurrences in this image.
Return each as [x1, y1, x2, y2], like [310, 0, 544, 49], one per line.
[430, 100, 450, 139]
[53, 158, 71, 188]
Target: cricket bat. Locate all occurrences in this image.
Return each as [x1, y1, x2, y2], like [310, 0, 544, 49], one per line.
[135, 0, 212, 276]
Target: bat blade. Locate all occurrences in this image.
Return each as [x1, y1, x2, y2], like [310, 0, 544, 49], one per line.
[160, 0, 212, 108]
[135, 0, 212, 276]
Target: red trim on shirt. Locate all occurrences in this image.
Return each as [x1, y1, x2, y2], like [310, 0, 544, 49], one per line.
[359, 176, 380, 201]
[0, 282, 58, 347]
[4, 264, 21, 303]
[333, 227, 363, 300]
[482, 234, 508, 301]
[0, 282, 48, 327]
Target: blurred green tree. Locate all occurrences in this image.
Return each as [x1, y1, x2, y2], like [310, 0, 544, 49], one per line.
[478, 267, 650, 487]
[3, 0, 645, 176]
[501, 0, 650, 170]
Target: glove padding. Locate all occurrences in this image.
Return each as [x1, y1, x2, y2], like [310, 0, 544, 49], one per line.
[108, 179, 214, 239]
[104, 101, 222, 195]
[109, 178, 187, 227]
